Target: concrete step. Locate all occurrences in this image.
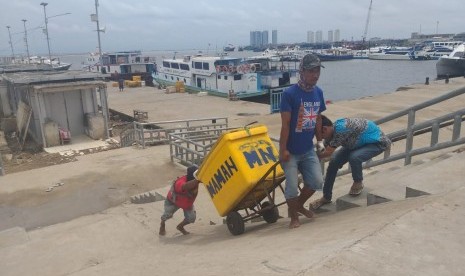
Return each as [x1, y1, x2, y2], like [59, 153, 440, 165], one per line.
[130, 190, 165, 204]
[334, 152, 458, 210]
[366, 153, 456, 205]
[405, 151, 465, 198]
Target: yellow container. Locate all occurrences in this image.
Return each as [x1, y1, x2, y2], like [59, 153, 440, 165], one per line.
[197, 125, 284, 216]
[126, 81, 142, 87]
[132, 75, 141, 82]
[111, 82, 119, 87]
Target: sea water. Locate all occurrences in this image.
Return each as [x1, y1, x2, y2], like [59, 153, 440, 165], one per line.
[58, 50, 439, 103]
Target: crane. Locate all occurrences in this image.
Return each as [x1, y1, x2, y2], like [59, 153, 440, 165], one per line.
[362, 0, 373, 48]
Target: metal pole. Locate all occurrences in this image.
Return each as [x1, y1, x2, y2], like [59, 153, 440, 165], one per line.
[6, 26, 15, 61]
[94, 0, 109, 138]
[0, 152, 4, 176]
[95, 0, 103, 72]
[21, 19, 30, 63]
[40, 2, 52, 63]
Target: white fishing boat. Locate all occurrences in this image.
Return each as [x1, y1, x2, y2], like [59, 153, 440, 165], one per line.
[421, 41, 463, 60]
[368, 47, 431, 60]
[82, 50, 156, 74]
[436, 43, 465, 79]
[153, 54, 300, 99]
[18, 56, 72, 70]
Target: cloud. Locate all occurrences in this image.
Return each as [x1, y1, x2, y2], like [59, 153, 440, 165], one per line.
[1, 0, 464, 55]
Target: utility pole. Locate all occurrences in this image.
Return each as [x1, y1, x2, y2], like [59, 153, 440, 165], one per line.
[91, 0, 109, 138]
[6, 26, 15, 62]
[40, 2, 52, 63]
[21, 19, 30, 63]
[94, 0, 103, 73]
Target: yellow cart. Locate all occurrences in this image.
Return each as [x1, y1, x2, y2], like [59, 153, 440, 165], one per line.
[197, 124, 287, 235]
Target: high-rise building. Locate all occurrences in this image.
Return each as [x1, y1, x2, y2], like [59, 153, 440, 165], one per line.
[250, 31, 263, 47]
[262, 30, 269, 46]
[316, 30, 323, 43]
[328, 30, 334, 43]
[272, 29, 277, 45]
[307, 31, 315, 43]
[334, 29, 340, 42]
[250, 30, 272, 47]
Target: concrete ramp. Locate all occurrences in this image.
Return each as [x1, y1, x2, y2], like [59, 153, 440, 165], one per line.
[0, 227, 28, 249]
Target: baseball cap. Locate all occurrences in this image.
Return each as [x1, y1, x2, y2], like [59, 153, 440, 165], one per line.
[186, 165, 198, 181]
[301, 53, 324, 70]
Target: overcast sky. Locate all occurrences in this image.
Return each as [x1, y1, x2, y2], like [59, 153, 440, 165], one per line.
[1, 0, 464, 56]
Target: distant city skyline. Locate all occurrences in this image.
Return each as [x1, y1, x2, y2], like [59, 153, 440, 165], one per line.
[1, 0, 464, 55]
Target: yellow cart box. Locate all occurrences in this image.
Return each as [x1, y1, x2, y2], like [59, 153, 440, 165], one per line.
[197, 125, 283, 217]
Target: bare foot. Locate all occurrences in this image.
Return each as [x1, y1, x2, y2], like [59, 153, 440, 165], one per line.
[177, 225, 190, 235]
[289, 218, 300, 229]
[297, 207, 314, 218]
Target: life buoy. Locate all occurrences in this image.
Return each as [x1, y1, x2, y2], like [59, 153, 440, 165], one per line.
[228, 66, 235, 73]
[236, 65, 243, 74]
[215, 65, 221, 73]
[243, 64, 250, 73]
[221, 66, 228, 73]
[250, 64, 256, 73]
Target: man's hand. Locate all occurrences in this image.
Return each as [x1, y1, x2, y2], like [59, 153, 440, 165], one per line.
[280, 149, 291, 162]
[316, 141, 325, 153]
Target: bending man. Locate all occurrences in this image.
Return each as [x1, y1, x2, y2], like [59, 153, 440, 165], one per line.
[311, 116, 391, 209]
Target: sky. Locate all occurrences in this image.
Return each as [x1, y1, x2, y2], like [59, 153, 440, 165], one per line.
[1, 0, 464, 56]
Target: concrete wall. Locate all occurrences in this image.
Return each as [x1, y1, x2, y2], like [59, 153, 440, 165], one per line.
[85, 113, 105, 139]
[43, 120, 60, 147]
[0, 82, 12, 117]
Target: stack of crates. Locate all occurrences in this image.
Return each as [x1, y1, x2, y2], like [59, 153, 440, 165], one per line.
[175, 81, 185, 92]
[124, 76, 142, 88]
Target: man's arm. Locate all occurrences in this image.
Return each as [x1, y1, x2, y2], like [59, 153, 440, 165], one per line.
[315, 114, 323, 142]
[279, 112, 291, 162]
[182, 179, 200, 192]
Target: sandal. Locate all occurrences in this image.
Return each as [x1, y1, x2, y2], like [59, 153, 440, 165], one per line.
[310, 197, 332, 210]
[349, 183, 364, 196]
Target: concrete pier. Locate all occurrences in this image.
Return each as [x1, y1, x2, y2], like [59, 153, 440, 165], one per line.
[1, 77, 465, 275]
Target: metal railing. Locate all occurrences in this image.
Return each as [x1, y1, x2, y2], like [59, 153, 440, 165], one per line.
[168, 128, 231, 167]
[120, 117, 228, 148]
[270, 88, 285, 113]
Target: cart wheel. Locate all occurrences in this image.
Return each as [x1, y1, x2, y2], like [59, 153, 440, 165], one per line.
[226, 211, 245, 235]
[261, 201, 279, 223]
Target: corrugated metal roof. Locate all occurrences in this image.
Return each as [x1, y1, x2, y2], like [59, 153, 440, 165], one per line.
[1, 70, 105, 84]
[33, 80, 106, 93]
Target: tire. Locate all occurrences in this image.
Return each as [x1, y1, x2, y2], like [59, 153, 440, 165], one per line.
[261, 201, 279, 223]
[226, 211, 245, 235]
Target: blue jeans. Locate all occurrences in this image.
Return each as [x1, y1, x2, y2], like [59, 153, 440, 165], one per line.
[281, 150, 323, 199]
[161, 199, 197, 223]
[323, 143, 385, 201]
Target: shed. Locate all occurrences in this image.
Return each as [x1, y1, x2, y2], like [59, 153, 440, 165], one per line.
[0, 70, 109, 148]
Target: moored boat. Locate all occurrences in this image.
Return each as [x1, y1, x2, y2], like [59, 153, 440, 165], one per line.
[153, 54, 300, 99]
[436, 43, 465, 79]
[421, 41, 463, 60]
[223, 44, 236, 52]
[314, 48, 354, 61]
[82, 50, 156, 74]
[368, 47, 430, 60]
